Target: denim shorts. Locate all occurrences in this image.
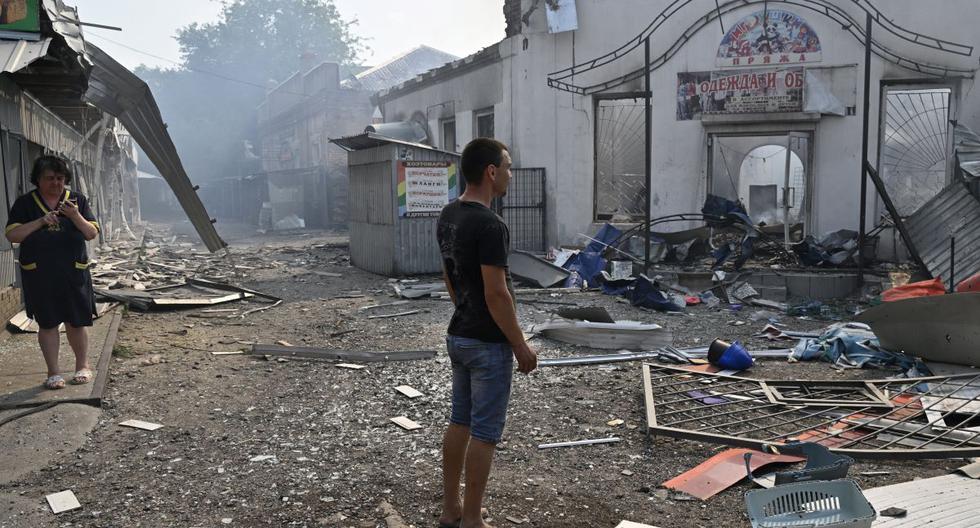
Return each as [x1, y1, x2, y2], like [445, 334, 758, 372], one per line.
[446, 334, 514, 444]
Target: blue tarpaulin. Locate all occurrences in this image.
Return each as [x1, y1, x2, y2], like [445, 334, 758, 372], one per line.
[586, 223, 623, 253]
[789, 323, 916, 370]
[630, 275, 683, 312]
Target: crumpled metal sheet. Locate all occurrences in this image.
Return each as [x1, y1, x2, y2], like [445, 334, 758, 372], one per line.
[955, 124, 980, 180]
[529, 318, 672, 350]
[82, 42, 227, 252]
[905, 182, 980, 284]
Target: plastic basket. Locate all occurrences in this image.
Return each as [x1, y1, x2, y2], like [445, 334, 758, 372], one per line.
[745, 479, 876, 528]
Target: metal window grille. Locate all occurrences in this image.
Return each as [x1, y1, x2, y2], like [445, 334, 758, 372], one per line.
[493, 167, 546, 253]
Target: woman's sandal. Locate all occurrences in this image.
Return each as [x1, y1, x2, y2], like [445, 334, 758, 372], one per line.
[70, 368, 93, 385]
[44, 375, 65, 390]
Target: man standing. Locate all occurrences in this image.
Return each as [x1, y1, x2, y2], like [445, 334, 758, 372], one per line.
[437, 138, 537, 528]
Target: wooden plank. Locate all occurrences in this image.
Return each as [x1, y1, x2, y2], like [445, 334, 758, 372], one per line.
[118, 419, 164, 431]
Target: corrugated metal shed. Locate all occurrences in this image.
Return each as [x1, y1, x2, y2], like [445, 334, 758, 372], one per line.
[906, 181, 980, 283]
[863, 473, 980, 527]
[330, 133, 460, 276]
[955, 123, 980, 180]
[343, 45, 457, 93]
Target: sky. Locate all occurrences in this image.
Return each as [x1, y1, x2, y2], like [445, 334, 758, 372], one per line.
[70, 0, 506, 70]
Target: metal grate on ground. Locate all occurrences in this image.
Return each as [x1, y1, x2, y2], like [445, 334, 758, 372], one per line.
[642, 364, 980, 459]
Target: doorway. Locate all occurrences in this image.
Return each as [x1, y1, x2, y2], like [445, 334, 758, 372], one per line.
[708, 132, 812, 243]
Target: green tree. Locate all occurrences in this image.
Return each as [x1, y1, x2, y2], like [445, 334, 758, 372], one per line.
[136, 0, 365, 182]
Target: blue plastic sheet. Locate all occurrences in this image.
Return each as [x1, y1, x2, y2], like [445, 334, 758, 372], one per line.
[585, 223, 622, 253]
[563, 251, 606, 286]
[630, 275, 683, 312]
[790, 323, 916, 370]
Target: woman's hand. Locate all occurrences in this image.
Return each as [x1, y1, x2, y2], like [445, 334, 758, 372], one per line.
[40, 211, 59, 226]
[58, 199, 81, 220]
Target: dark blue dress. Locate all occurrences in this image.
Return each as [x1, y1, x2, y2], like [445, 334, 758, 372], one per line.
[5, 189, 99, 329]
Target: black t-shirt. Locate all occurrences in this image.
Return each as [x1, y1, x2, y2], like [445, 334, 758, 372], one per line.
[437, 199, 515, 343]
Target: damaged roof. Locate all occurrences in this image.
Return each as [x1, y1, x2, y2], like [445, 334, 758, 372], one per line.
[342, 45, 458, 93]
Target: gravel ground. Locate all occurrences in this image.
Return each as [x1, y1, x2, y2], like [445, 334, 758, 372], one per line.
[0, 230, 961, 528]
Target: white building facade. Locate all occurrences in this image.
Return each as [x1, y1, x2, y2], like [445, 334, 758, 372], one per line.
[376, 0, 980, 251]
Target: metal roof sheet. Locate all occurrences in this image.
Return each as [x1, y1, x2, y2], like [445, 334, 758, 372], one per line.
[906, 181, 980, 282]
[955, 124, 980, 180]
[0, 39, 51, 73]
[342, 45, 457, 93]
[83, 42, 227, 251]
[863, 474, 980, 527]
[329, 132, 456, 155]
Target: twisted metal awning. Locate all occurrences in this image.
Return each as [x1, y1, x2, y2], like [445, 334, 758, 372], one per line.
[548, 0, 976, 95]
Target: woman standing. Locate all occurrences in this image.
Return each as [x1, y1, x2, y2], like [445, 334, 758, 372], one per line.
[5, 156, 100, 389]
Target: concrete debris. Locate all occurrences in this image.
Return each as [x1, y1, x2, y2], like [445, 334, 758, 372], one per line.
[390, 416, 422, 431]
[118, 419, 164, 431]
[394, 385, 423, 399]
[46, 490, 81, 514]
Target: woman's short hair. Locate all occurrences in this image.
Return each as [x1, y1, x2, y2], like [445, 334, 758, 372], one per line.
[30, 155, 73, 186]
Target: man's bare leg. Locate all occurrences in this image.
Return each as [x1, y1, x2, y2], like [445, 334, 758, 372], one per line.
[65, 324, 90, 373]
[460, 438, 496, 528]
[441, 423, 470, 526]
[37, 327, 60, 377]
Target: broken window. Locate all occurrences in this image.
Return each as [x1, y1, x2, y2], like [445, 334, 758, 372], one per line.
[441, 119, 456, 152]
[594, 97, 647, 222]
[879, 87, 952, 216]
[475, 108, 494, 139]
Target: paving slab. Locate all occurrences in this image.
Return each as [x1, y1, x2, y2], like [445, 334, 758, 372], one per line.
[0, 310, 120, 410]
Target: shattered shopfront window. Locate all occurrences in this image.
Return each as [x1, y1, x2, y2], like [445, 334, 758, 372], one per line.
[595, 98, 646, 222]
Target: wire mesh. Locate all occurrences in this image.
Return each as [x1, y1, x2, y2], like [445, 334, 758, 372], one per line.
[643, 364, 980, 459]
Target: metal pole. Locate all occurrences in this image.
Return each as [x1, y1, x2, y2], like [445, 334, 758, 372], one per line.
[950, 236, 956, 293]
[644, 37, 652, 271]
[858, 13, 873, 288]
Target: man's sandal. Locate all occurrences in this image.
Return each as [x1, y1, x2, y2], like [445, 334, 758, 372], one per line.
[44, 375, 65, 390]
[70, 368, 93, 385]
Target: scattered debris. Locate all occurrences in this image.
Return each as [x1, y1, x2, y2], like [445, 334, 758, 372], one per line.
[46, 490, 81, 514]
[378, 500, 411, 528]
[615, 521, 661, 528]
[276, 340, 294, 347]
[357, 300, 410, 312]
[118, 419, 164, 431]
[537, 437, 620, 449]
[509, 250, 570, 288]
[250, 344, 436, 363]
[335, 363, 366, 370]
[505, 515, 529, 524]
[390, 416, 422, 431]
[393, 282, 446, 299]
[606, 419, 624, 427]
[663, 448, 803, 500]
[394, 385, 423, 399]
[529, 316, 672, 351]
[367, 310, 421, 320]
[880, 507, 908, 517]
[789, 322, 916, 370]
[96, 283, 256, 312]
[210, 350, 245, 356]
[249, 455, 277, 463]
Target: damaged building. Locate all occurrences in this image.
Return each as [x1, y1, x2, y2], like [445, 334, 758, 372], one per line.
[203, 46, 458, 231]
[370, 0, 980, 284]
[0, 0, 224, 322]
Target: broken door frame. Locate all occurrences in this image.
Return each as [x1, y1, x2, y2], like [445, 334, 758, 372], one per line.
[705, 123, 816, 241]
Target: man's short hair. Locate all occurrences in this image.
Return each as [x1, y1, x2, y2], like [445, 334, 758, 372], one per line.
[461, 138, 508, 186]
[30, 155, 73, 186]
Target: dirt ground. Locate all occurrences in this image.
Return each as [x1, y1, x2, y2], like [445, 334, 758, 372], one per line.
[0, 226, 961, 527]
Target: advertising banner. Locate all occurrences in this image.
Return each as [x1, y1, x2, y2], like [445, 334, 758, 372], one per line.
[0, 0, 40, 38]
[397, 161, 458, 217]
[676, 67, 804, 121]
[717, 9, 821, 68]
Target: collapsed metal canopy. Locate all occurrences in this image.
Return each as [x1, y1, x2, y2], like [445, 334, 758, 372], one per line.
[81, 42, 226, 252]
[0, 39, 51, 73]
